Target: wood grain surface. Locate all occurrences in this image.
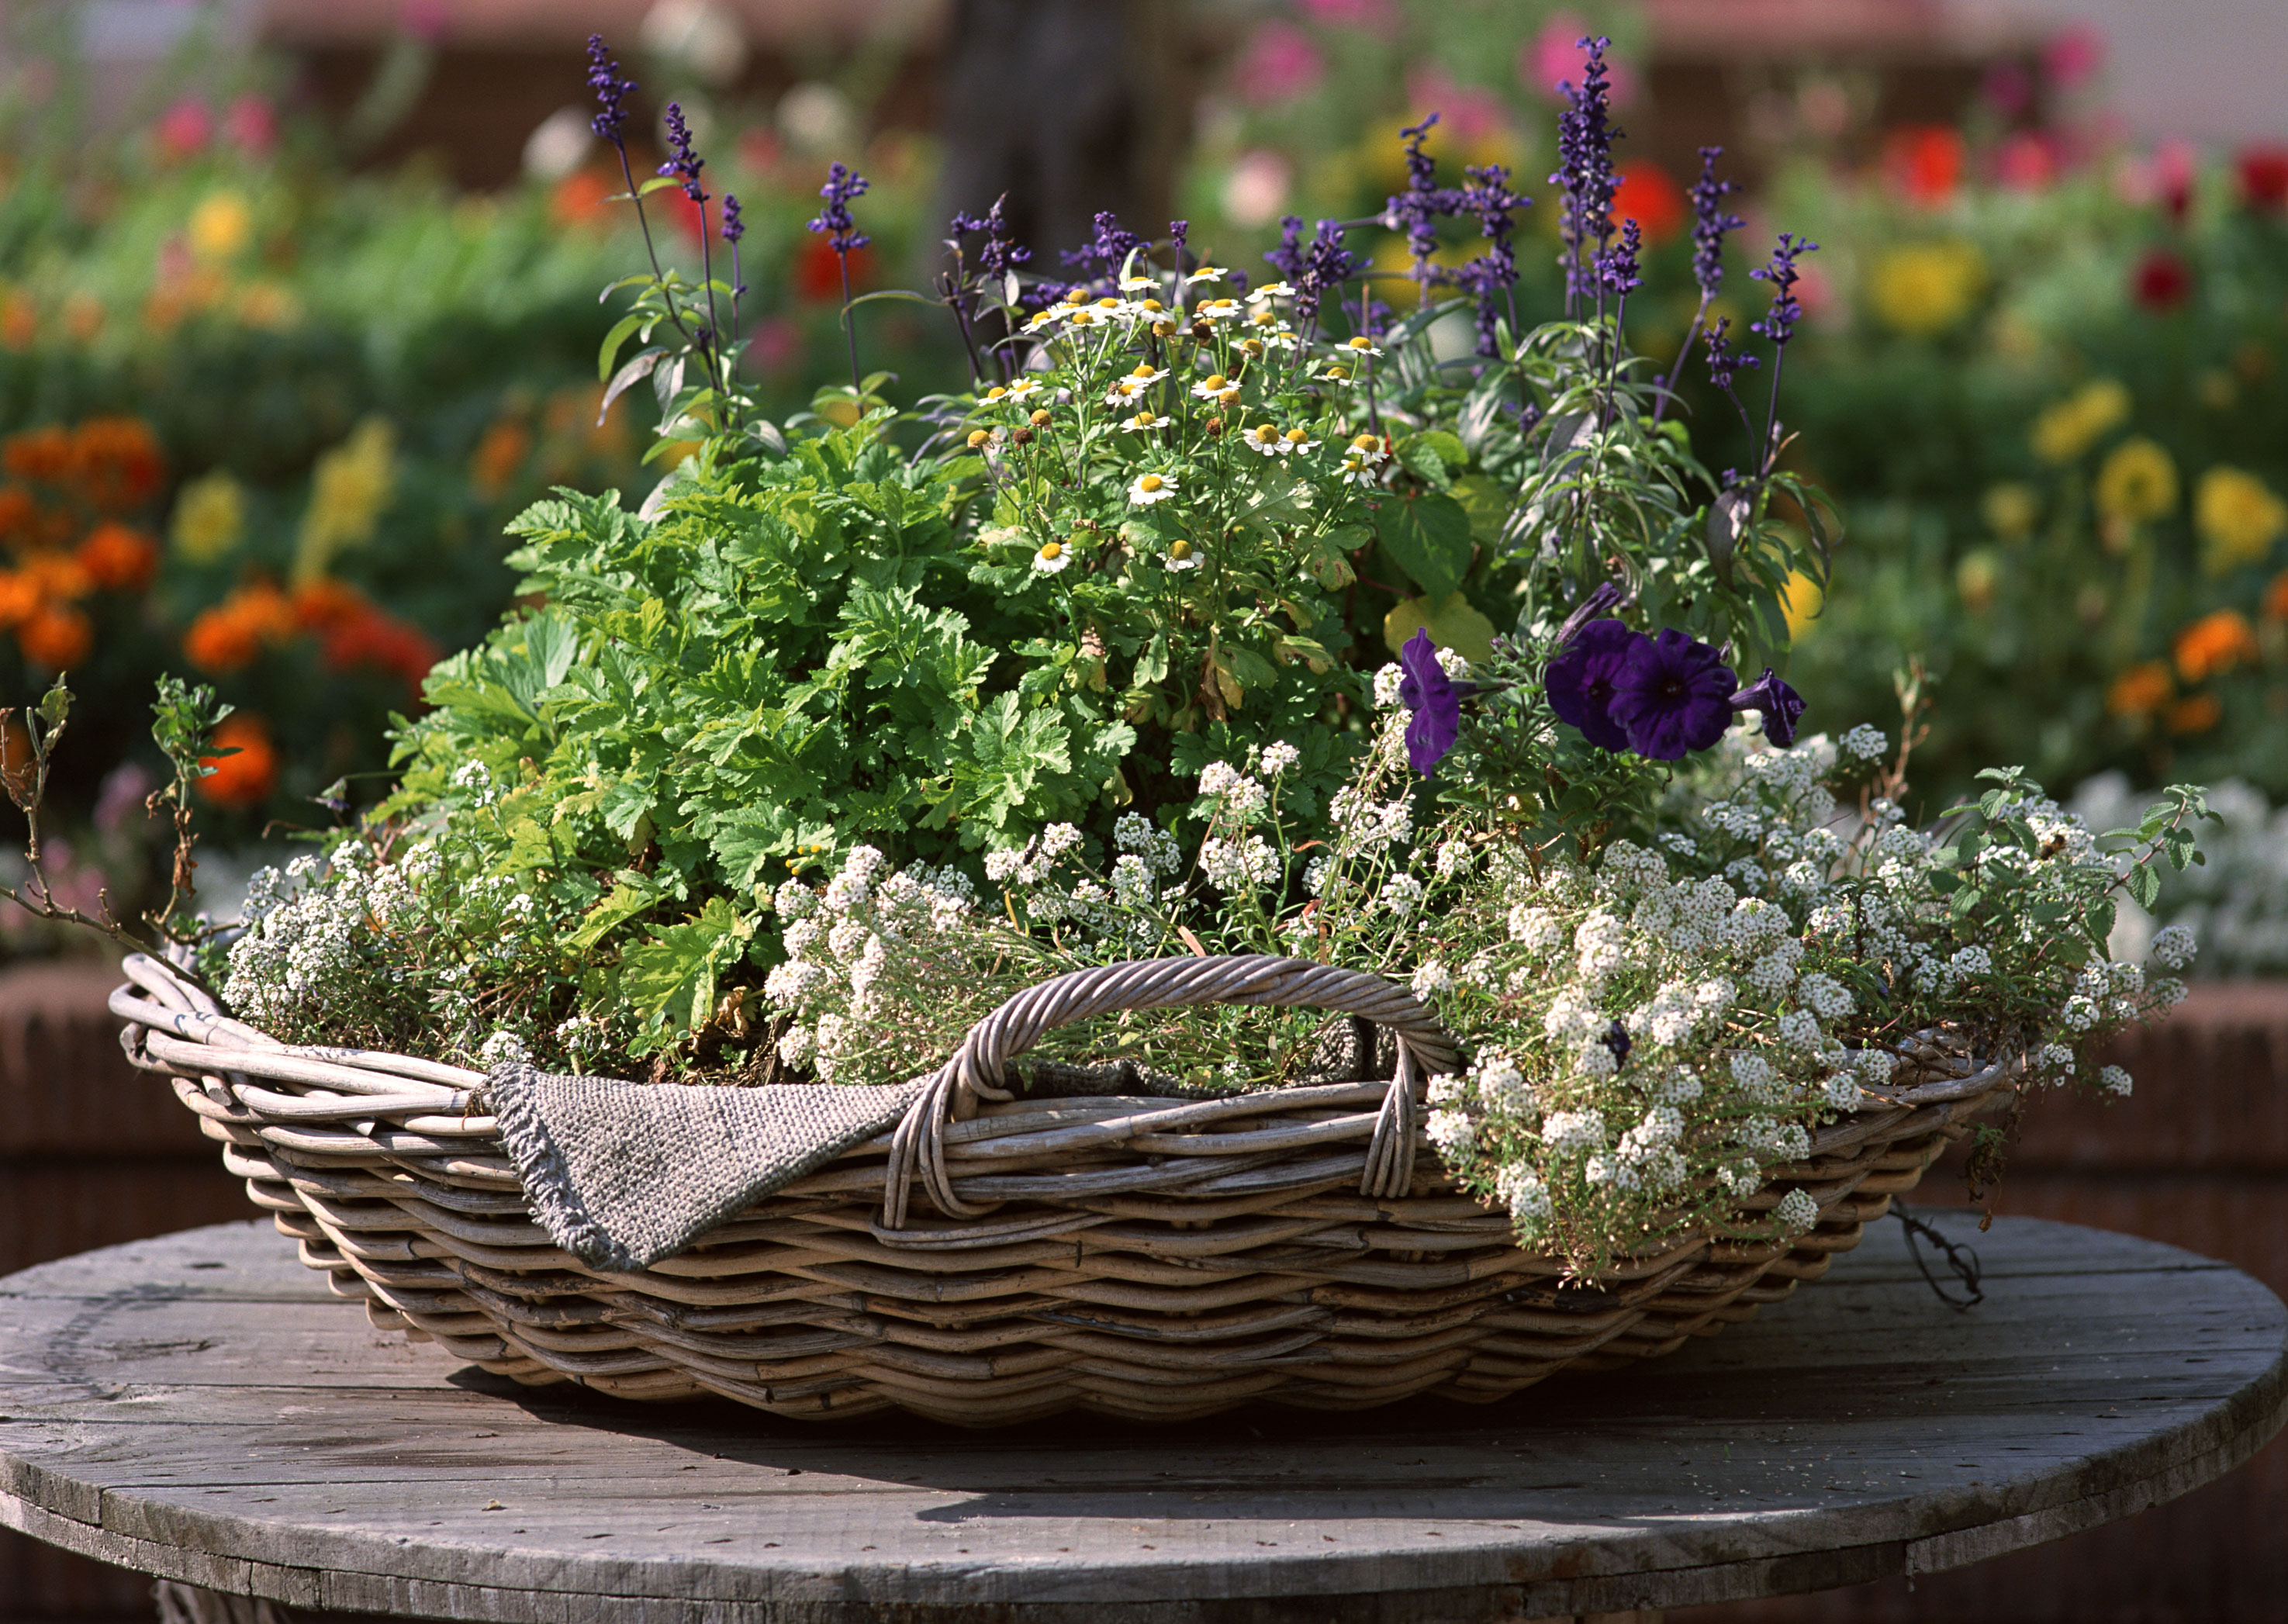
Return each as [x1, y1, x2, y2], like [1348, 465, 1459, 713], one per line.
[1, 1215, 2281, 1624]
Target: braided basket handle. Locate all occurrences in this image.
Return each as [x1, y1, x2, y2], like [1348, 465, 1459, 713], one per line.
[883, 955, 1464, 1228]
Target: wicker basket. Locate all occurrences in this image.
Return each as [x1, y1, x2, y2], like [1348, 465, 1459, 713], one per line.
[110, 950, 2017, 1425]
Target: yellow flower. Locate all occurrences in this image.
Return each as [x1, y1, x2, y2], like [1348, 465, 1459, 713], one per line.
[2194, 465, 2288, 575]
[171, 470, 246, 564]
[1982, 482, 2038, 541]
[1955, 549, 2000, 613]
[188, 190, 253, 261]
[2093, 437, 2177, 524]
[1780, 570, 1824, 639]
[2030, 378, 2131, 464]
[294, 418, 396, 584]
[1867, 240, 1985, 337]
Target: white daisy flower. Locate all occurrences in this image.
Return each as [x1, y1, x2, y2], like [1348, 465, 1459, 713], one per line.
[1249, 281, 1294, 302]
[1118, 273, 1160, 293]
[1242, 423, 1291, 457]
[1191, 372, 1239, 402]
[1128, 471, 1177, 505]
[1005, 378, 1041, 402]
[1032, 540, 1071, 575]
[1280, 427, 1319, 454]
[1343, 334, 1384, 357]
[1196, 296, 1241, 322]
[1184, 264, 1227, 285]
[1122, 410, 1172, 432]
[1164, 537, 1201, 572]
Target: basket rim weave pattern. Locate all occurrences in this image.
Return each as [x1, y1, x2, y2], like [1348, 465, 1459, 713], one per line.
[110, 950, 2020, 1424]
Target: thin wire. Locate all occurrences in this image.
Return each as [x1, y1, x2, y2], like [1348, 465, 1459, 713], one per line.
[1894, 1207, 1984, 1311]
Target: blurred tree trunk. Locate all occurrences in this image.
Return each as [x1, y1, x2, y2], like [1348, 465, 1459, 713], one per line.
[935, 0, 1189, 271]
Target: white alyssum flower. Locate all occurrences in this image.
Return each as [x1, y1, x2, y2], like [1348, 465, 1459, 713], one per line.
[2098, 1065, 2134, 1097]
[1410, 961, 1453, 999]
[1775, 1187, 1820, 1234]
[2150, 923, 2198, 971]
[1427, 1109, 1476, 1155]
[1542, 1109, 1605, 1155]
[1839, 724, 1888, 761]
[1259, 740, 1300, 777]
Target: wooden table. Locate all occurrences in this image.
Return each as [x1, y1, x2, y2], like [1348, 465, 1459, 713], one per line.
[2, 1215, 2282, 1624]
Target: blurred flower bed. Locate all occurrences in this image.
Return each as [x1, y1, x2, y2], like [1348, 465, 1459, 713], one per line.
[1180, 5, 2288, 812]
[1758, 133, 2288, 809]
[0, 71, 951, 951]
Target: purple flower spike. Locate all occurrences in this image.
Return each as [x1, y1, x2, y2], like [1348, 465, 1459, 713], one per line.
[809, 162, 872, 254]
[1609, 629, 1737, 760]
[1398, 628, 1474, 777]
[1544, 617, 1640, 752]
[586, 35, 637, 147]
[1730, 667, 1806, 747]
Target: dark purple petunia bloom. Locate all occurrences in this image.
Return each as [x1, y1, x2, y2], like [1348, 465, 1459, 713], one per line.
[1730, 667, 1806, 746]
[1601, 1018, 1633, 1069]
[1398, 628, 1474, 777]
[1608, 629, 1737, 760]
[1543, 617, 1640, 752]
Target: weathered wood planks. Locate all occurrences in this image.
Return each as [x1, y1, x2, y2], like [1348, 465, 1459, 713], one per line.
[1, 1215, 2282, 1623]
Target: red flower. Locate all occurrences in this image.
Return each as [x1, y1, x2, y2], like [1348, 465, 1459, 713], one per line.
[1610, 162, 1687, 244]
[795, 236, 873, 302]
[2132, 247, 2193, 311]
[1882, 126, 1964, 208]
[2238, 145, 2288, 212]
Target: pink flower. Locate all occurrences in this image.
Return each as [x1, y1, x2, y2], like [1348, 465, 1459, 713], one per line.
[224, 95, 276, 156]
[1232, 22, 1324, 106]
[1996, 131, 2060, 192]
[1520, 14, 1635, 108]
[2044, 23, 2106, 91]
[155, 98, 212, 161]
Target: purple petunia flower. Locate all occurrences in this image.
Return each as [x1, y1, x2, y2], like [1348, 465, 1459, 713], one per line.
[1544, 617, 1640, 752]
[1398, 628, 1474, 776]
[1730, 667, 1806, 746]
[1608, 629, 1737, 760]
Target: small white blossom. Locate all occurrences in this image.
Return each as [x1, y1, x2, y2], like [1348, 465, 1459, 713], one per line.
[2150, 924, 2198, 971]
[2098, 1065, 2133, 1097]
[1775, 1187, 1820, 1234]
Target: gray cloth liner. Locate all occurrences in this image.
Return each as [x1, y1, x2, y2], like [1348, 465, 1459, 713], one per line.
[486, 1016, 1398, 1272]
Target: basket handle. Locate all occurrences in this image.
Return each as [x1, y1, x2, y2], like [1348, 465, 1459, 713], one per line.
[883, 955, 1463, 1228]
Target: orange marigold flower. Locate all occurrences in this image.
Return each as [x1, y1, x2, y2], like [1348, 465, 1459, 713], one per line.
[2166, 694, 2223, 735]
[18, 603, 91, 669]
[199, 714, 276, 810]
[2173, 609, 2260, 682]
[320, 603, 439, 693]
[70, 416, 166, 510]
[0, 572, 38, 628]
[290, 577, 368, 631]
[2106, 661, 2173, 717]
[77, 521, 159, 592]
[2264, 570, 2288, 622]
[23, 551, 90, 602]
[183, 581, 296, 673]
[2, 424, 73, 484]
[469, 418, 532, 500]
[0, 485, 36, 544]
